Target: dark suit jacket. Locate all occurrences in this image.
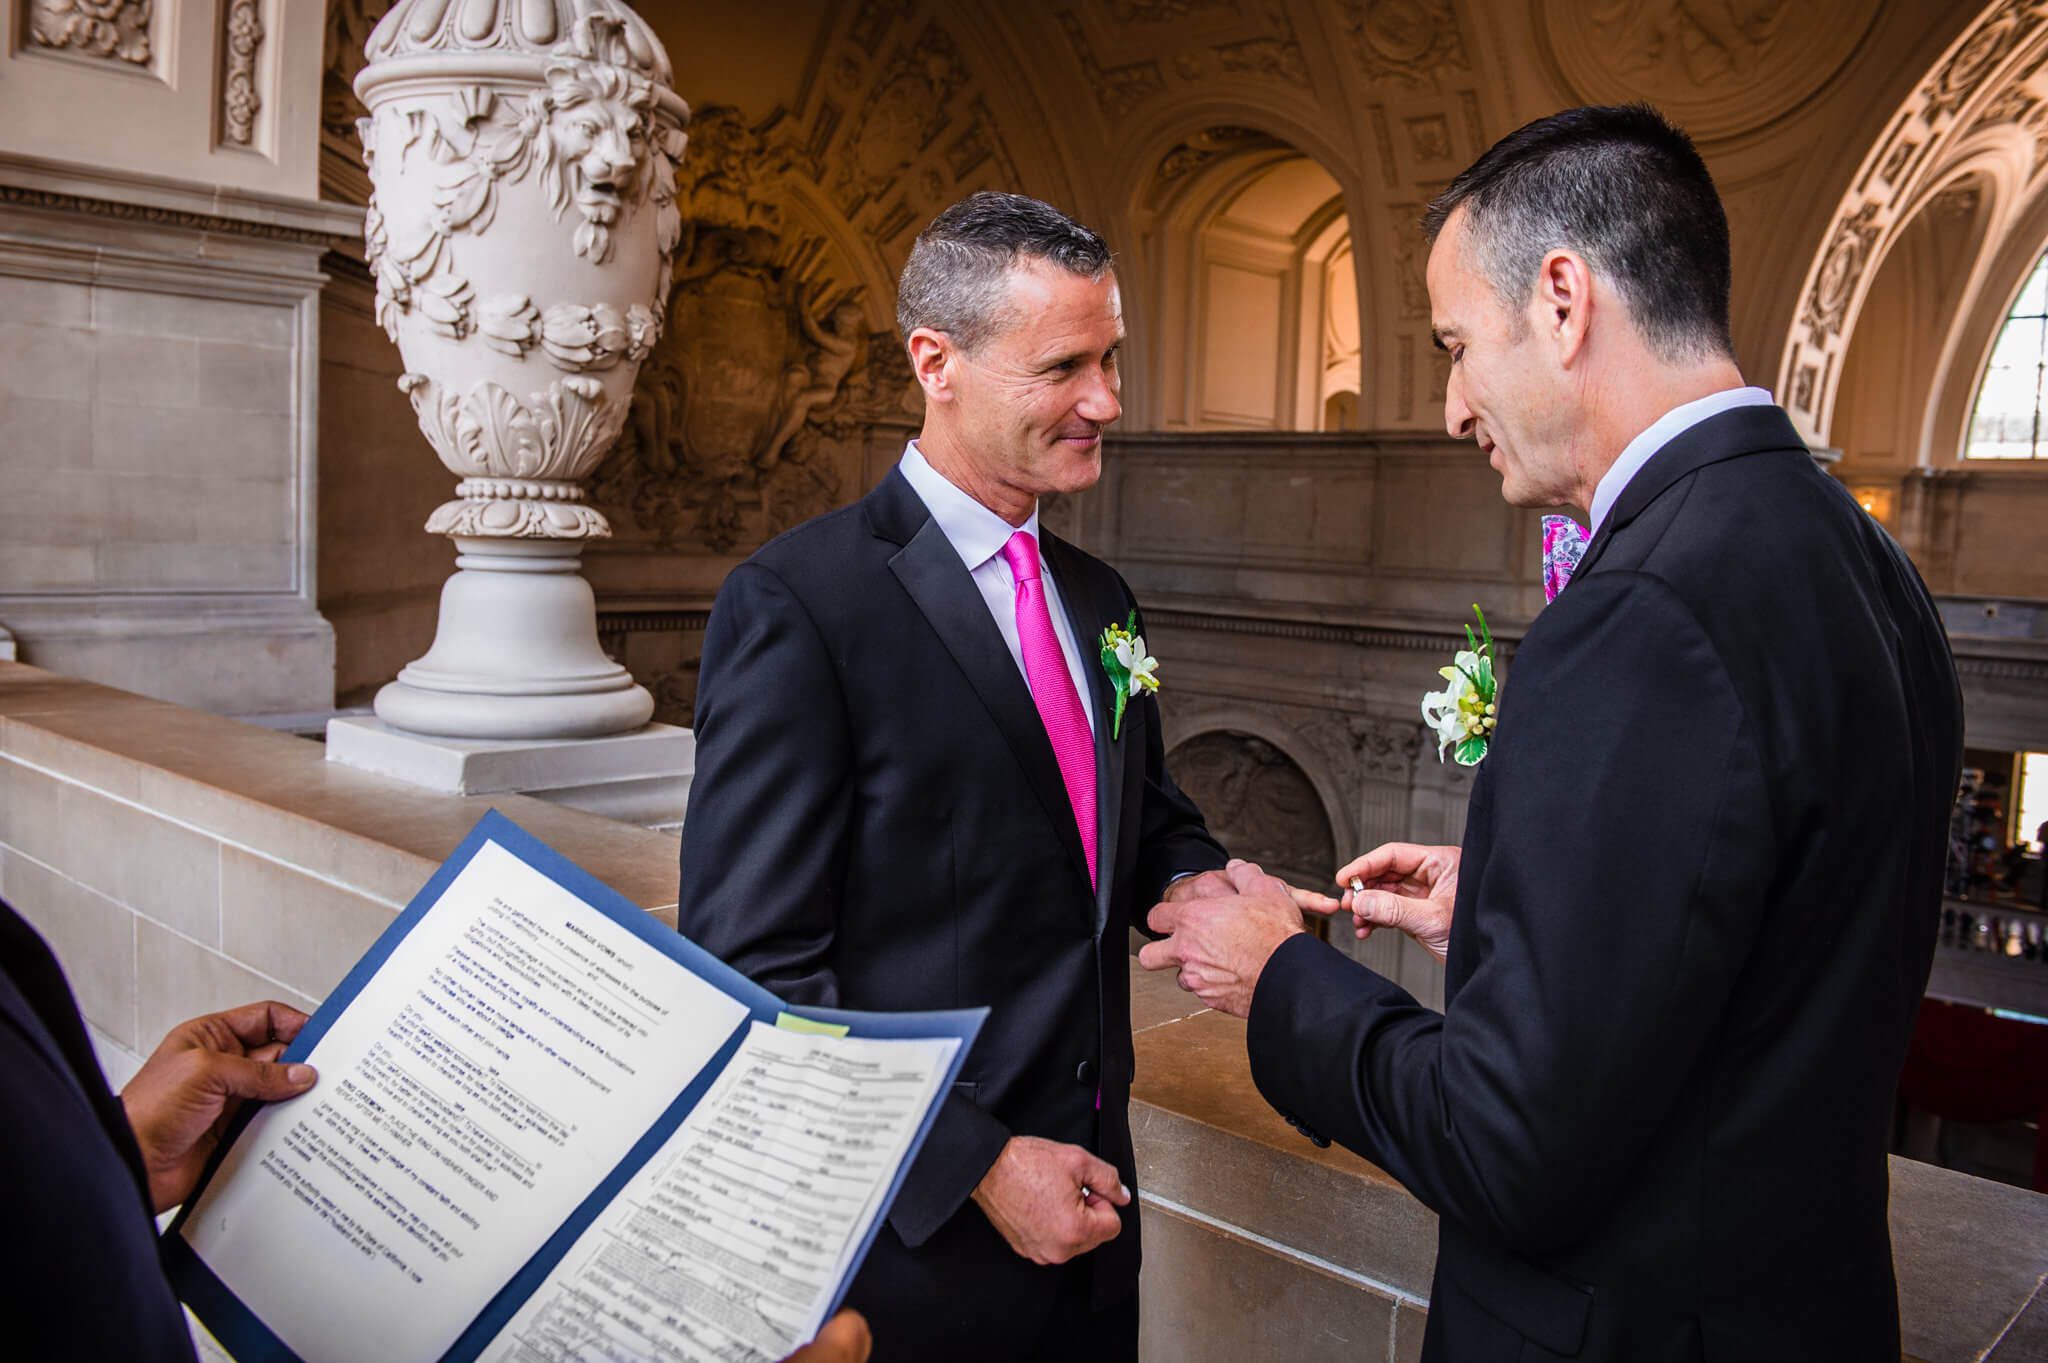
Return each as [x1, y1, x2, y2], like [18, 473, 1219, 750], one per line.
[677, 466, 1225, 1355]
[1, 898, 197, 1362]
[1249, 406, 1962, 1362]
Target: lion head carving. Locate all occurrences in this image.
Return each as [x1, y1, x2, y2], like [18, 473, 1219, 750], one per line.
[534, 58, 657, 264]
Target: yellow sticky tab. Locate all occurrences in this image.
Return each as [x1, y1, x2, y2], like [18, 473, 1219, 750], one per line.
[775, 1011, 850, 1037]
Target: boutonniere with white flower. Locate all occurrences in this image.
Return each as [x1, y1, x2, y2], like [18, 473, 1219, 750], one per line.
[1421, 605, 1498, 765]
[1098, 611, 1159, 741]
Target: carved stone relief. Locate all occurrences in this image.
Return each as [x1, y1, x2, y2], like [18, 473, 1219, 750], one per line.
[1387, 200, 1430, 320]
[322, 0, 399, 203]
[1059, 11, 1167, 119]
[1168, 731, 1338, 891]
[586, 104, 922, 555]
[1406, 115, 1453, 164]
[578, 2, 1022, 561]
[27, 0, 151, 65]
[220, 0, 264, 147]
[1143, 126, 1284, 210]
[1215, 10, 1310, 89]
[1341, 0, 1471, 89]
[1535, 0, 1881, 142]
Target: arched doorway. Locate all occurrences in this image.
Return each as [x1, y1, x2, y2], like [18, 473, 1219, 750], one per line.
[1125, 128, 1362, 433]
[1167, 730, 1337, 939]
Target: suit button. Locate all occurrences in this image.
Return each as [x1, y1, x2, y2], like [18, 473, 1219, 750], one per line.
[1076, 1060, 1097, 1086]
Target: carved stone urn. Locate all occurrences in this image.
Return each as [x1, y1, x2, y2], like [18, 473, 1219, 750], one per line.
[354, 0, 687, 739]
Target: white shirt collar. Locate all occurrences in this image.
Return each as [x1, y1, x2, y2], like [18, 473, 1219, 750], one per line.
[1587, 386, 1774, 535]
[899, 441, 1037, 572]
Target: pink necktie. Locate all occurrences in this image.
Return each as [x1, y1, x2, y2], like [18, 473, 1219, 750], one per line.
[1001, 531, 1097, 888]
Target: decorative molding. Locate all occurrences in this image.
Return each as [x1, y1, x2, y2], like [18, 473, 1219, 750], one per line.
[27, 0, 151, 65]
[1954, 655, 2048, 683]
[1145, 607, 1519, 659]
[595, 609, 713, 635]
[221, 0, 266, 148]
[0, 182, 350, 247]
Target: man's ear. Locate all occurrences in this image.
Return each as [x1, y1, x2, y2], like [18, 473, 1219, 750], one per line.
[908, 328, 953, 404]
[1535, 248, 1593, 368]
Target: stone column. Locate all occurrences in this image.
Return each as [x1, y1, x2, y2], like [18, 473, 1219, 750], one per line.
[348, 0, 687, 740]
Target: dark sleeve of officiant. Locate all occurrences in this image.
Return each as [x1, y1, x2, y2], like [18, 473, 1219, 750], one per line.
[0, 898, 198, 1363]
[1243, 471, 1962, 1356]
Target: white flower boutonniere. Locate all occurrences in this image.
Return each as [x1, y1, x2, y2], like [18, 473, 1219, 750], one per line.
[1098, 611, 1159, 741]
[1421, 605, 1498, 765]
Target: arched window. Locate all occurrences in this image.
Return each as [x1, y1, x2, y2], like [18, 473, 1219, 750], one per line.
[1967, 249, 2048, 459]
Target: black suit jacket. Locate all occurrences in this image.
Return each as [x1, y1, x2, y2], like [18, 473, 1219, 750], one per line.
[1249, 406, 1962, 1362]
[677, 467, 1225, 1353]
[1, 898, 197, 1362]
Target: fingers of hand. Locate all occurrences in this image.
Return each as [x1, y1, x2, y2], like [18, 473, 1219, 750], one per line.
[1075, 1152, 1130, 1207]
[1350, 889, 1409, 930]
[1224, 860, 1268, 893]
[1289, 884, 1342, 916]
[206, 1051, 318, 1102]
[195, 1000, 305, 1053]
[1136, 937, 1180, 973]
[1334, 842, 1437, 891]
[816, 1310, 871, 1361]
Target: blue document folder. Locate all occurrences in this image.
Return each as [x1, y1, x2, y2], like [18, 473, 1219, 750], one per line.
[164, 809, 984, 1363]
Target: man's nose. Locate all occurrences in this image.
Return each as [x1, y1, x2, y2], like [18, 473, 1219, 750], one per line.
[1444, 372, 1474, 440]
[1077, 364, 1121, 425]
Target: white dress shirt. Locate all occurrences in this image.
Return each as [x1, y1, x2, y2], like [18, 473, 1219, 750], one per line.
[1588, 386, 1775, 535]
[898, 442, 1099, 736]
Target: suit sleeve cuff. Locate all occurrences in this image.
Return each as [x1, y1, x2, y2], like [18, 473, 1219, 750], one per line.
[885, 1090, 1012, 1248]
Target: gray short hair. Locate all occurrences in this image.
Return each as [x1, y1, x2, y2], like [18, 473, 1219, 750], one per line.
[896, 192, 1114, 353]
[1422, 104, 1733, 363]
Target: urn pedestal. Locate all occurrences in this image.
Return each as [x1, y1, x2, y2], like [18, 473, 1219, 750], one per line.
[345, 0, 687, 742]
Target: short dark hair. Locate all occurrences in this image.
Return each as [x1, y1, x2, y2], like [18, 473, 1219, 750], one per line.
[896, 191, 1114, 353]
[1422, 104, 1733, 362]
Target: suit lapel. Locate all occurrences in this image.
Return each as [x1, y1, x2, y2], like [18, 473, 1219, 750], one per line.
[1575, 404, 1806, 580]
[880, 485, 1094, 891]
[1044, 532, 1125, 930]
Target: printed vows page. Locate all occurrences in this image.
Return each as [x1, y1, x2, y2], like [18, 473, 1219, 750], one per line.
[181, 840, 749, 1363]
[479, 1022, 955, 1363]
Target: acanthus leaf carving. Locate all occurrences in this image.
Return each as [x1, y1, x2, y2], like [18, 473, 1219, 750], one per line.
[400, 371, 628, 493]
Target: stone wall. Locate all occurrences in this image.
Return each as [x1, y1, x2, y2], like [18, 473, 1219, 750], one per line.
[0, 158, 356, 715]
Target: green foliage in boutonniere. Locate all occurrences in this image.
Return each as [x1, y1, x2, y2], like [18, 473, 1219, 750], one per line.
[1098, 611, 1160, 742]
[1421, 604, 1498, 765]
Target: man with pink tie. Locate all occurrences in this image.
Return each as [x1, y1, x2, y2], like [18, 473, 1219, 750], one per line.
[677, 193, 1230, 1361]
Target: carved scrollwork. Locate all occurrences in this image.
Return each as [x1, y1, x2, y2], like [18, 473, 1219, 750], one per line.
[28, 0, 151, 65]
[1798, 201, 1881, 350]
